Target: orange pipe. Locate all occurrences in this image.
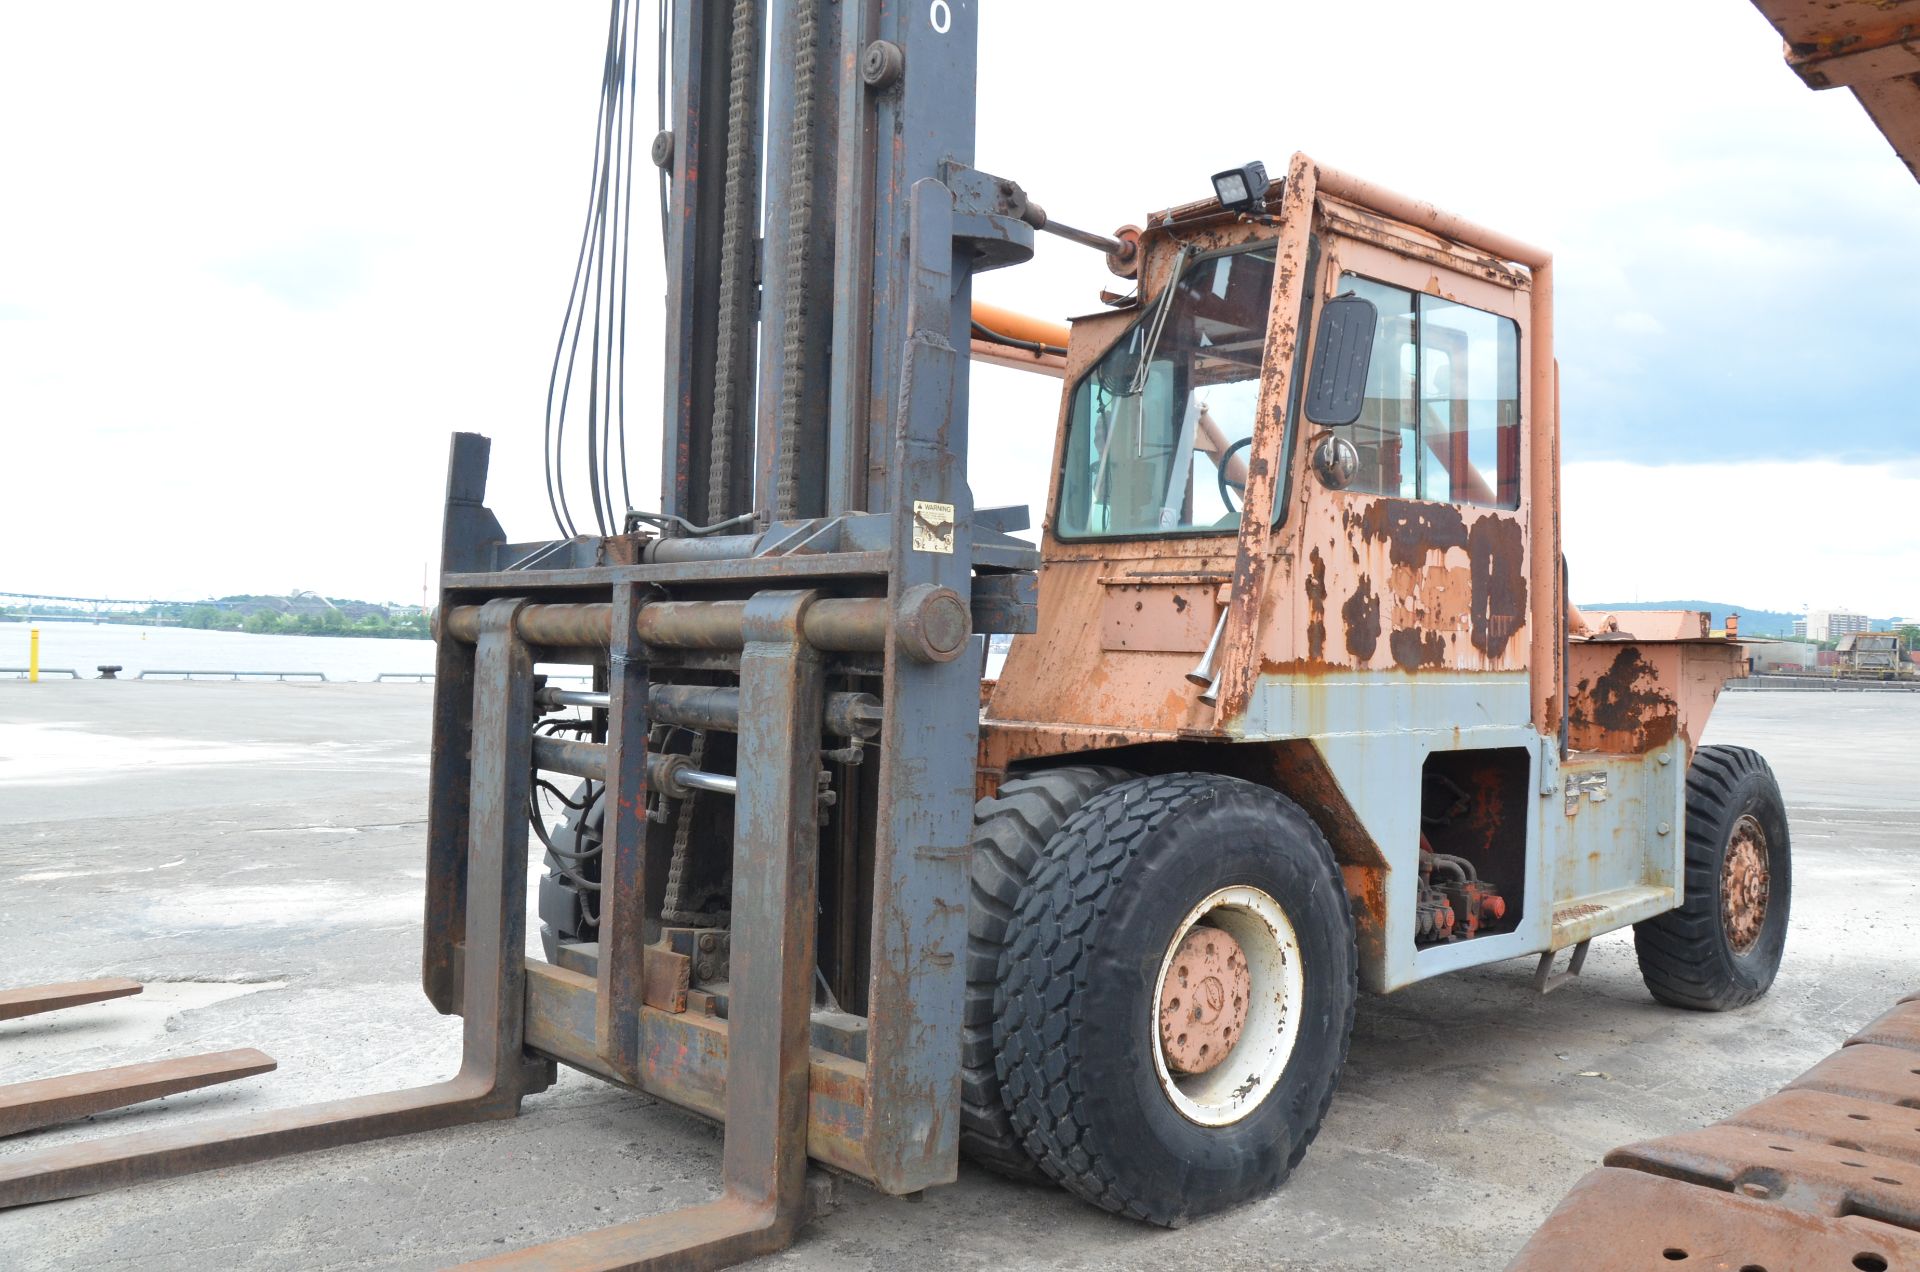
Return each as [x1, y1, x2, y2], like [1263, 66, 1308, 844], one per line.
[1312, 162, 1550, 268]
[970, 301, 1069, 352]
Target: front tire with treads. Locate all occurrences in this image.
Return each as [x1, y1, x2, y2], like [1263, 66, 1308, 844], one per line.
[994, 773, 1357, 1226]
[1633, 744, 1790, 1011]
[962, 765, 1135, 1182]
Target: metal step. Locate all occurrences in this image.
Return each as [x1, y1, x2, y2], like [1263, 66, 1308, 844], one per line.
[1547, 884, 1676, 949]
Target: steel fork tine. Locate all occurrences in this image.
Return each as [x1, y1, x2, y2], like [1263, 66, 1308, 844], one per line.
[0, 978, 143, 1022]
[0, 1048, 277, 1139]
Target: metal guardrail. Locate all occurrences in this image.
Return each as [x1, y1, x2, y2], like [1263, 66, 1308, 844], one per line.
[2, 668, 81, 679]
[374, 672, 434, 683]
[135, 670, 328, 682]
[1729, 676, 1920, 693]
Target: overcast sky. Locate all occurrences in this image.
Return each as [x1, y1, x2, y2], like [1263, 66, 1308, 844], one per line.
[2, 2, 1916, 614]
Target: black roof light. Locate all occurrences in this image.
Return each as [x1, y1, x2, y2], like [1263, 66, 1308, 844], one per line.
[1210, 160, 1269, 213]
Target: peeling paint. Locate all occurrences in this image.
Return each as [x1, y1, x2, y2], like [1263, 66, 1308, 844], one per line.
[1467, 515, 1528, 659]
[1306, 548, 1328, 662]
[1389, 626, 1447, 670]
[1356, 500, 1469, 569]
[1342, 575, 1381, 662]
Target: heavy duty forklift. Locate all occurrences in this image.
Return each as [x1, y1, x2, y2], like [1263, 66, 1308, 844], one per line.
[0, 0, 1791, 1266]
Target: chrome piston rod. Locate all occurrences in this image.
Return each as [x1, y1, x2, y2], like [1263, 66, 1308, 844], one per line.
[531, 735, 736, 799]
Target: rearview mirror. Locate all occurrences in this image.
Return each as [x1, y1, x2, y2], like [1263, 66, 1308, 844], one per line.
[1303, 293, 1376, 427]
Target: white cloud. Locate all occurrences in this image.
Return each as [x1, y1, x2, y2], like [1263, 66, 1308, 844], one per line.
[0, 2, 1914, 607]
[1564, 460, 1920, 615]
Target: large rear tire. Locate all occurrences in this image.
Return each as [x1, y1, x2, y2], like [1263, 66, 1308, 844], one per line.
[963, 765, 1136, 1182]
[1634, 744, 1791, 1011]
[994, 773, 1357, 1225]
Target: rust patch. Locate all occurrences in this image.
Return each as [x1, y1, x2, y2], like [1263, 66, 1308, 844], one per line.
[1355, 499, 1468, 569]
[1341, 863, 1388, 974]
[1341, 864, 1386, 929]
[1466, 515, 1527, 659]
[1568, 646, 1680, 753]
[1342, 575, 1380, 662]
[1306, 548, 1327, 662]
[1388, 627, 1446, 671]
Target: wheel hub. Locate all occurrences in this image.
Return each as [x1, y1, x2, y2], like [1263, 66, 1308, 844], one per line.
[1157, 926, 1250, 1076]
[1149, 885, 1304, 1127]
[1721, 814, 1771, 955]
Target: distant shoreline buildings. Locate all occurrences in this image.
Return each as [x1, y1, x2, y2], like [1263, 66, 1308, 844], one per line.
[1793, 608, 1874, 641]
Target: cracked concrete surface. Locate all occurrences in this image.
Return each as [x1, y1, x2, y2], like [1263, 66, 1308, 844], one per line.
[0, 681, 1914, 1270]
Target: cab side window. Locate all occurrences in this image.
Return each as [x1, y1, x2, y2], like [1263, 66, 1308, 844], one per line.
[1335, 273, 1520, 509]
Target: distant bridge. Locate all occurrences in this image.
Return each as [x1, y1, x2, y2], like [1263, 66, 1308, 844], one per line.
[0, 591, 238, 613]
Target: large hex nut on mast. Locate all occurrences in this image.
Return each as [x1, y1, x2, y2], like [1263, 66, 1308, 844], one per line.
[0, 596, 556, 1210]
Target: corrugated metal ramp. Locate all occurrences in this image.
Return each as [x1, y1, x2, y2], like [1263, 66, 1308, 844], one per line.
[1509, 991, 1920, 1270]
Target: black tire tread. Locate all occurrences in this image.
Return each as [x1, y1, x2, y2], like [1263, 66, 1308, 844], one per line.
[1633, 744, 1788, 1011]
[961, 765, 1135, 1181]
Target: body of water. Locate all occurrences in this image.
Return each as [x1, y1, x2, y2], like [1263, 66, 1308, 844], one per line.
[1, 622, 436, 683]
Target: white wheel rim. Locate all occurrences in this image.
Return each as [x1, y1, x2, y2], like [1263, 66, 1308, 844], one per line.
[1149, 884, 1304, 1127]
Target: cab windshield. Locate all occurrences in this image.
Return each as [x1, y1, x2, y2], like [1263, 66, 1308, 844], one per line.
[1055, 245, 1277, 538]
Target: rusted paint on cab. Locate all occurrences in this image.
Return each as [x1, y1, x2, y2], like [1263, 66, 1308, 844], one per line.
[1566, 639, 1747, 755]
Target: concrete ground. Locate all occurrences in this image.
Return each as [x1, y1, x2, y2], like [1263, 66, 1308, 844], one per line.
[0, 681, 1914, 1270]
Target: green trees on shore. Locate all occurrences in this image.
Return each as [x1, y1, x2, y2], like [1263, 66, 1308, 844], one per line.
[178, 605, 429, 639]
[0, 599, 429, 640]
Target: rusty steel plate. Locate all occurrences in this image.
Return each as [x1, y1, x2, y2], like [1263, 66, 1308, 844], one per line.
[1608, 1122, 1920, 1228]
[0, 978, 142, 1022]
[1848, 998, 1920, 1053]
[1158, 926, 1250, 1076]
[641, 944, 690, 1015]
[1725, 1090, 1920, 1168]
[1789, 1043, 1920, 1107]
[1506, 1165, 1920, 1270]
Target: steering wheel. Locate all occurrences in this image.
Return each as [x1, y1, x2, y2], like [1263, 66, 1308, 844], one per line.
[1216, 436, 1255, 514]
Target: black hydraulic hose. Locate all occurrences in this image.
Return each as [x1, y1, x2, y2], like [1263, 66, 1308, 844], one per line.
[615, 0, 642, 513]
[970, 319, 1066, 358]
[544, 0, 627, 538]
[536, 776, 595, 810]
[657, 0, 672, 262]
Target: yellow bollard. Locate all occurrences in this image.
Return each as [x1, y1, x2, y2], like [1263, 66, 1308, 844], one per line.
[28, 626, 39, 683]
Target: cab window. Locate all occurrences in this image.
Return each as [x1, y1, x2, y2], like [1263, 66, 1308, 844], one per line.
[1336, 274, 1520, 509]
[1056, 245, 1276, 538]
